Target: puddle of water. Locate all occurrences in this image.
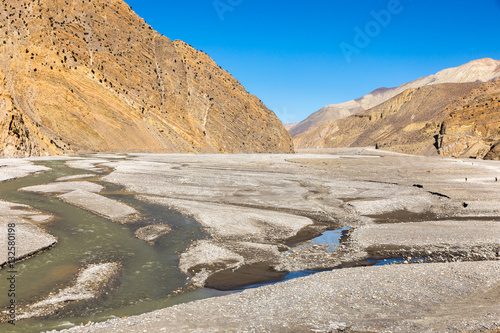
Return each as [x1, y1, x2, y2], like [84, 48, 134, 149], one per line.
[310, 227, 350, 252]
[0, 160, 216, 333]
[240, 228, 351, 290]
[367, 258, 424, 266]
[239, 257, 426, 292]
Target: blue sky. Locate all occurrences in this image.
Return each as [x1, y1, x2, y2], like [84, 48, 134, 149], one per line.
[124, 0, 500, 123]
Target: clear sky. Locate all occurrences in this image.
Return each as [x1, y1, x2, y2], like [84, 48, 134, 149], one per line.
[124, 0, 500, 124]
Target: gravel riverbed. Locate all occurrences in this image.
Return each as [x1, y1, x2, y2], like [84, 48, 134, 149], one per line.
[1, 148, 499, 332]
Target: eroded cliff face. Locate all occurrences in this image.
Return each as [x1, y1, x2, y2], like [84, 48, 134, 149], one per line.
[294, 80, 500, 159]
[484, 141, 500, 160]
[291, 58, 500, 137]
[0, 0, 293, 156]
[437, 81, 500, 159]
[0, 66, 60, 156]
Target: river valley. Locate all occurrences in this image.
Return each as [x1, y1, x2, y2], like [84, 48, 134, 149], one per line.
[0, 149, 499, 332]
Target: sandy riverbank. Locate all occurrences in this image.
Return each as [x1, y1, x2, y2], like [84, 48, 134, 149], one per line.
[1, 149, 499, 331]
[63, 148, 500, 332]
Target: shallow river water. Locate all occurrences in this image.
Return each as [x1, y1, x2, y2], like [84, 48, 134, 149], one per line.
[0, 160, 230, 333]
[0, 159, 369, 333]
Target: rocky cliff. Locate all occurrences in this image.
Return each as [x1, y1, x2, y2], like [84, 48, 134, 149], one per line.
[291, 58, 500, 137]
[0, 66, 60, 156]
[437, 80, 500, 159]
[0, 0, 293, 156]
[294, 80, 500, 159]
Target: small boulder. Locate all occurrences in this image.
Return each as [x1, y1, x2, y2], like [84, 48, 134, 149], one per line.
[134, 225, 171, 245]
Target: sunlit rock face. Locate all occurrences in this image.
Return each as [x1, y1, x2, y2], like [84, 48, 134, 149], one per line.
[292, 58, 500, 139]
[0, 0, 293, 157]
[294, 79, 500, 159]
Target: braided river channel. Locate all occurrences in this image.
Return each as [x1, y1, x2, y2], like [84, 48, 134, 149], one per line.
[0, 160, 231, 332]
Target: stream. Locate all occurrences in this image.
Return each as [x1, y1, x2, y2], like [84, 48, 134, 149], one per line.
[0, 160, 230, 333]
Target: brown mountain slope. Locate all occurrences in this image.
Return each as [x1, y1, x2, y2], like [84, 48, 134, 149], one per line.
[484, 141, 500, 160]
[294, 80, 500, 159]
[0, 0, 293, 156]
[437, 81, 500, 159]
[0, 67, 60, 156]
[290, 58, 500, 137]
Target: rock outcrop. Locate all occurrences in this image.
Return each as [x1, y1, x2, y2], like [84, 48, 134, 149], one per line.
[436, 81, 500, 158]
[0, 0, 293, 156]
[294, 80, 500, 159]
[484, 140, 500, 160]
[291, 58, 500, 137]
[0, 67, 59, 156]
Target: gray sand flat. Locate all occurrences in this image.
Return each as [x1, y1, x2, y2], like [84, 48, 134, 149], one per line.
[179, 238, 288, 287]
[0, 199, 54, 224]
[20, 181, 104, 194]
[87, 154, 127, 159]
[102, 158, 346, 222]
[65, 159, 110, 171]
[62, 261, 500, 333]
[56, 174, 97, 182]
[178, 240, 288, 287]
[5, 149, 496, 331]
[26, 156, 82, 161]
[96, 151, 500, 285]
[0, 199, 29, 214]
[0, 159, 50, 182]
[20, 262, 120, 320]
[141, 196, 313, 241]
[353, 220, 500, 248]
[179, 241, 244, 277]
[453, 199, 500, 216]
[140, 196, 314, 285]
[59, 190, 137, 222]
[25, 214, 53, 224]
[0, 216, 57, 267]
[100, 150, 498, 223]
[351, 220, 500, 260]
[348, 194, 436, 216]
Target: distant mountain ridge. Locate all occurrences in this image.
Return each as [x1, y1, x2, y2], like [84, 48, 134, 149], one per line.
[290, 58, 500, 137]
[0, 0, 293, 157]
[283, 123, 298, 131]
[293, 79, 500, 160]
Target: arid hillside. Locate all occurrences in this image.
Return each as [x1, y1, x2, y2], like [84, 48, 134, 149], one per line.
[294, 80, 500, 160]
[290, 58, 500, 137]
[0, 0, 293, 156]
